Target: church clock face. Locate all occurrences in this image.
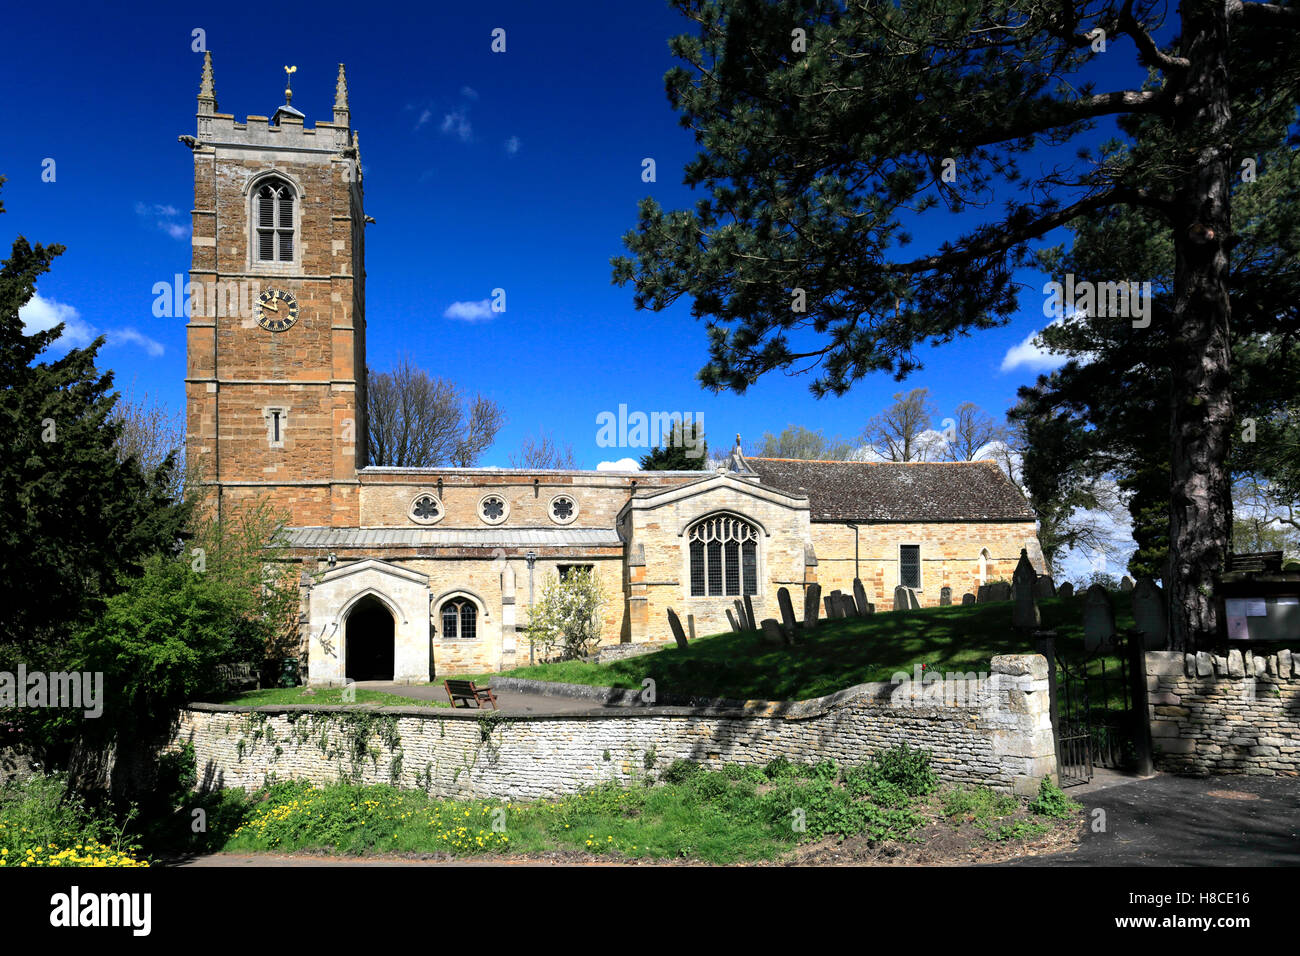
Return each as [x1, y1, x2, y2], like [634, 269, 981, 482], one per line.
[256, 289, 299, 332]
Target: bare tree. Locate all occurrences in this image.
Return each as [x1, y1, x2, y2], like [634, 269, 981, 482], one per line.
[943, 401, 1005, 462]
[861, 388, 939, 462]
[510, 432, 577, 470]
[366, 353, 505, 466]
[750, 424, 853, 461]
[110, 390, 185, 499]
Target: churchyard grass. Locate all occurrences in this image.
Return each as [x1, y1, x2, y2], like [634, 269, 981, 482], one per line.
[499, 594, 1134, 702]
[213, 687, 451, 708]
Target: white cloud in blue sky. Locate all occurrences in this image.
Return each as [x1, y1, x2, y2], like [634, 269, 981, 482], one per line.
[20, 294, 165, 357]
[504, 135, 521, 155]
[443, 299, 494, 322]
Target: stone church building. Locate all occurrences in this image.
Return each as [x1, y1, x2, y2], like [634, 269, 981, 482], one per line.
[181, 57, 1044, 685]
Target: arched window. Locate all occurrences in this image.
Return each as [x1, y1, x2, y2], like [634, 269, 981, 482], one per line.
[978, 548, 991, 586]
[688, 514, 758, 597]
[254, 178, 295, 262]
[440, 599, 477, 640]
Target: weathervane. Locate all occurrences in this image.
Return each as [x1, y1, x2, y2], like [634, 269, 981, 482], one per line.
[283, 64, 297, 105]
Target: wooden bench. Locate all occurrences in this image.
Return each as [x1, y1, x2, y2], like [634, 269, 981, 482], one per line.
[444, 679, 497, 710]
[216, 661, 261, 690]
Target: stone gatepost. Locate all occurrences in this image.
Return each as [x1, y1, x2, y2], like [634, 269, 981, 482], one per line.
[986, 654, 1058, 796]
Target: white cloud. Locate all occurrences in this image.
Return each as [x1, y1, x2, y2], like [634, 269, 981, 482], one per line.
[460, 86, 479, 100]
[999, 314, 1099, 374]
[134, 201, 189, 241]
[443, 299, 494, 322]
[109, 327, 166, 357]
[414, 108, 432, 130]
[504, 136, 521, 156]
[19, 294, 164, 356]
[597, 458, 641, 471]
[440, 109, 472, 142]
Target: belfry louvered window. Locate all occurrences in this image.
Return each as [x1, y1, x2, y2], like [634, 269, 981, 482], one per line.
[254, 179, 294, 262]
[688, 515, 758, 597]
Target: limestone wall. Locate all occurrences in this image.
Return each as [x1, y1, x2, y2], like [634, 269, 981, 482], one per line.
[173, 655, 1055, 799]
[808, 521, 1042, 609]
[1145, 649, 1300, 776]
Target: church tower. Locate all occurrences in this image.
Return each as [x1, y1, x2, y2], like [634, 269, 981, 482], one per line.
[183, 54, 367, 527]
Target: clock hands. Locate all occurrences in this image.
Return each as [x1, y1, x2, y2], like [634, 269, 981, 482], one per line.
[261, 298, 280, 313]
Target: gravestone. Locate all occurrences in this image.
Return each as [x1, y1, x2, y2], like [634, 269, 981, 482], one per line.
[864, 602, 876, 614]
[907, 588, 921, 610]
[831, 590, 848, 618]
[1012, 549, 1041, 631]
[1131, 576, 1168, 650]
[1058, 581, 1074, 599]
[1082, 584, 1117, 653]
[1120, 575, 1135, 592]
[1034, 575, 1056, 599]
[744, 595, 758, 633]
[725, 607, 741, 633]
[961, 593, 976, 606]
[777, 587, 798, 639]
[759, 618, 786, 646]
[844, 593, 860, 617]
[989, 582, 1012, 602]
[687, 614, 696, 642]
[666, 608, 689, 649]
[734, 599, 750, 631]
[976, 584, 991, 604]
[893, 585, 909, 611]
[939, 586, 952, 606]
[852, 578, 871, 616]
[824, 595, 836, 618]
[803, 583, 821, 629]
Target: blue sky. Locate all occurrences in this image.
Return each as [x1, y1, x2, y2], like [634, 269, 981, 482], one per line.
[0, 0, 1103, 470]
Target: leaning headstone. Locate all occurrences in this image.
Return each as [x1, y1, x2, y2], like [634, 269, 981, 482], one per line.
[852, 578, 870, 616]
[777, 587, 798, 639]
[976, 584, 991, 604]
[687, 614, 696, 642]
[725, 607, 741, 633]
[940, 586, 952, 606]
[744, 595, 758, 633]
[760, 618, 786, 646]
[824, 595, 836, 618]
[1120, 575, 1135, 592]
[1131, 577, 1167, 650]
[666, 608, 689, 649]
[830, 590, 847, 618]
[1058, 581, 1074, 600]
[803, 583, 821, 629]
[1082, 584, 1117, 653]
[734, 599, 750, 631]
[1034, 575, 1056, 599]
[893, 585, 909, 611]
[1012, 551, 1041, 632]
[961, 593, 976, 606]
[907, 588, 921, 610]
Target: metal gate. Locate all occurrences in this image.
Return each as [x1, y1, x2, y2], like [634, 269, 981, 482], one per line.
[1039, 631, 1137, 787]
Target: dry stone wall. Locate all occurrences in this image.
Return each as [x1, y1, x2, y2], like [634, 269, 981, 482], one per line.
[172, 655, 1055, 799]
[1146, 649, 1300, 776]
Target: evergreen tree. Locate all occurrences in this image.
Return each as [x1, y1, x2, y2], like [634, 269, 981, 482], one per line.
[640, 420, 708, 469]
[0, 178, 189, 666]
[613, 1, 1300, 648]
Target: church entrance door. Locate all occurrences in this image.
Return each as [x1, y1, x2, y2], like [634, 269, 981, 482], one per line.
[345, 595, 395, 681]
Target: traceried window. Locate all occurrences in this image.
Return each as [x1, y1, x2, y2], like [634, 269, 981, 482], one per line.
[558, 564, 593, 581]
[549, 494, 577, 524]
[409, 493, 442, 525]
[254, 178, 295, 262]
[440, 599, 477, 640]
[478, 494, 509, 524]
[688, 515, 758, 597]
[900, 545, 922, 589]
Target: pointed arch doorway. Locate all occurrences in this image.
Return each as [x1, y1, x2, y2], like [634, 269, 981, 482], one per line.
[345, 594, 395, 681]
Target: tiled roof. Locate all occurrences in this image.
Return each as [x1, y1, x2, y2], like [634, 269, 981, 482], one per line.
[282, 527, 623, 549]
[746, 458, 1034, 523]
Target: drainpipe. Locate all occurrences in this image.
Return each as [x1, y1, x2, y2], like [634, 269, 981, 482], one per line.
[526, 549, 537, 665]
[847, 523, 861, 580]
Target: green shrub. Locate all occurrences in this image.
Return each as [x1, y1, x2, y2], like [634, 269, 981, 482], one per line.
[1027, 777, 1083, 818]
[660, 759, 703, 784]
[763, 756, 807, 780]
[859, 743, 938, 797]
[760, 779, 923, 842]
[809, 759, 839, 781]
[941, 786, 1017, 821]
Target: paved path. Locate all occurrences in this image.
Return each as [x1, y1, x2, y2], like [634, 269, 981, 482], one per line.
[355, 680, 610, 715]
[1008, 772, 1300, 866]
